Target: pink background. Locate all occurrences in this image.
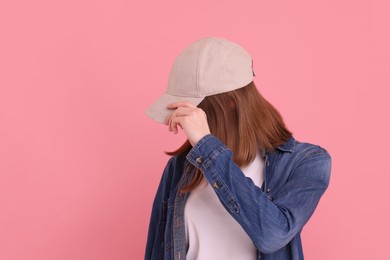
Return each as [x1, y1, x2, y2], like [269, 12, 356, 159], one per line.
[0, 0, 389, 259]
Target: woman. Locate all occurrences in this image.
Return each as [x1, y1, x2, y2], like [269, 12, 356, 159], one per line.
[144, 37, 331, 260]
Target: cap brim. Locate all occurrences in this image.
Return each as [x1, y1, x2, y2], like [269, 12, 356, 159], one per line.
[145, 93, 205, 124]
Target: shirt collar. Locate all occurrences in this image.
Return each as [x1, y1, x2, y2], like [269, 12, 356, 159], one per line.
[275, 136, 296, 153]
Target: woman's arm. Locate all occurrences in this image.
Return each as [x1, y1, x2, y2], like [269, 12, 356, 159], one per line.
[186, 134, 331, 254]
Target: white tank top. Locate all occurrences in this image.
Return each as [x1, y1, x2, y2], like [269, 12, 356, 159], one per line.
[184, 151, 264, 260]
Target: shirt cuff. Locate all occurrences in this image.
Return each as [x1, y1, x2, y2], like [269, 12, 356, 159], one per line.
[186, 134, 230, 170]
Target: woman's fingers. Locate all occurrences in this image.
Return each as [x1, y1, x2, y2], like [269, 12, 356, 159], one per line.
[167, 101, 196, 110]
[167, 113, 175, 132]
[168, 114, 184, 134]
[170, 107, 193, 117]
[164, 106, 192, 127]
[164, 101, 210, 146]
[168, 107, 196, 133]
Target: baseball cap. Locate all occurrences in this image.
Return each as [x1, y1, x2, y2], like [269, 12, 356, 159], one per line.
[145, 36, 255, 124]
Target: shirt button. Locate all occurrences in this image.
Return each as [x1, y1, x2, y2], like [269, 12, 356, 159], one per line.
[213, 182, 220, 189]
[196, 156, 202, 164]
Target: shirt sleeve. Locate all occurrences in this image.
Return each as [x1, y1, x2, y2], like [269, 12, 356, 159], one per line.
[186, 134, 331, 254]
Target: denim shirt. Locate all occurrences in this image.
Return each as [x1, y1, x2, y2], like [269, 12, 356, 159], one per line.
[145, 134, 331, 260]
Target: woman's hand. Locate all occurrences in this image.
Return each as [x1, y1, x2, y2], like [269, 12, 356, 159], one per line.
[164, 101, 211, 146]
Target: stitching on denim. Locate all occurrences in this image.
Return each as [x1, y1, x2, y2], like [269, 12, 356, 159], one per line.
[202, 147, 230, 169]
[164, 243, 172, 252]
[209, 167, 240, 214]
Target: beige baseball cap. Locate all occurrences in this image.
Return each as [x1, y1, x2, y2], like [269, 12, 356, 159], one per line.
[145, 36, 255, 123]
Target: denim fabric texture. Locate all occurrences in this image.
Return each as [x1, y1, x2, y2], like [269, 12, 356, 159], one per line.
[145, 134, 331, 260]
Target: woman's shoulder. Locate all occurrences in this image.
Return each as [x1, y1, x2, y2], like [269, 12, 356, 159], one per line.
[165, 153, 188, 169]
[160, 154, 187, 183]
[273, 136, 331, 171]
[291, 137, 331, 161]
[282, 137, 332, 181]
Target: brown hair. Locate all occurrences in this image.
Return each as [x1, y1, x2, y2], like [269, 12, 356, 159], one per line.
[166, 81, 292, 192]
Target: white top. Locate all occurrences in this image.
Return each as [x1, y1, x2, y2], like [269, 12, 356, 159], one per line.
[185, 151, 264, 260]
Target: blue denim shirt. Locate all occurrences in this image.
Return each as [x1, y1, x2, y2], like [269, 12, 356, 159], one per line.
[145, 134, 331, 260]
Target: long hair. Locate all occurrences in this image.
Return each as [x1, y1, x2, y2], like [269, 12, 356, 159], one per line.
[166, 81, 292, 192]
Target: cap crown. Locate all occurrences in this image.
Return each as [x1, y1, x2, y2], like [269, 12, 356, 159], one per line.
[167, 37, 254, 98]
